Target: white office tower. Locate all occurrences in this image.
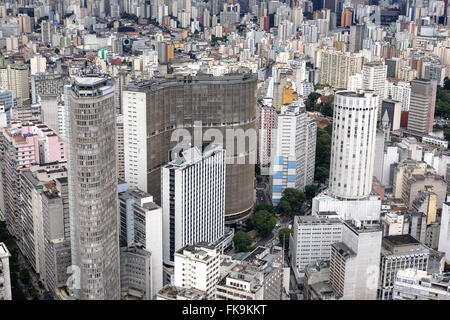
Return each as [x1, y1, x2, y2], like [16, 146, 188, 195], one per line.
[393, 269, 450, 300]
[330, 91, 378, 199]
[271, 101, 316, 204]
[438, 202, 450, 265]
[67, 77, 120, 300]
[313, 91, 380, 222]
[330, 220, 382, 300]
[161, 144, 226, 267]
[0, 242, 12, 300]
[290, 214, 343, 276]
[174, 244, 220, 299]
[362, 62, 387, 123]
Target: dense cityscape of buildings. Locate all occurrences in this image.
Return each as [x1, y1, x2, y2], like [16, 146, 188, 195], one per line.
[0, 0, 449, 302]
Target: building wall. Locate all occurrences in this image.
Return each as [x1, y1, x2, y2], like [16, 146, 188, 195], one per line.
[329, 91, 378, 200]
[67, 79, 120, 300]
[438, 203, 450, 264]
[124, 75, 257, 223]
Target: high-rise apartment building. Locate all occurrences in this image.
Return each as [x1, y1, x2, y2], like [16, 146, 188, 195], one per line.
[271, 101, 316, 204]
[407, 79, 437, 134]
[349, 24, 366, 53]
[318, 49, 363, 89]
[116, 115, 124, 180]
[123, 74, 256, 223]
[0, 64, 30, 104]
[258, 102, 277, 175]
[30, 55, 47, 76]
[161, 144, 225, 266]
[0, 121, 66, 238]
[362, 62, 387, 123]
[391, 81, 411, 111]
[67, 77, 120, 300]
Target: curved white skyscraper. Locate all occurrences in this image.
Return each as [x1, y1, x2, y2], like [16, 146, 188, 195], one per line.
[329, 91, 379, 200]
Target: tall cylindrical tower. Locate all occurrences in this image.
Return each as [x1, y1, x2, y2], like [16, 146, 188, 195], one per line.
[67, 76, 120, 300]
[329, 91, 379, 200]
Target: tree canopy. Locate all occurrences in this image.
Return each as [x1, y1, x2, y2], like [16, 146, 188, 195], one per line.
[233, 231, 253, 252]
[278, 188, 306, 217]
[314, 124, 332, 183]
[254, 204, 277, 215]
[251, 210, 276, 238]
[435, 77, 450, 119]
[305, 184, 318, 200]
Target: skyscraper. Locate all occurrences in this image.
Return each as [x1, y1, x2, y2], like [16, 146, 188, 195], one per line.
[407, 79, 437, 134]
[329, 91, 379, 200]
[67, 77, 120, 300]
[123, 74, 256, 223]
[349, 24, 366, 53]
[271, 101, 316, 204]
[362, 62, 387, 123]
[161, 144, 225, 267]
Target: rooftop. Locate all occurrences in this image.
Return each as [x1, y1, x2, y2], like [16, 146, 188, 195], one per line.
[331, 242, 356, 259]
[336, 90, 377, 98]
[383, 234, 420, 246]
[0, 242, 10, 258]
[157, 285, 205, 300]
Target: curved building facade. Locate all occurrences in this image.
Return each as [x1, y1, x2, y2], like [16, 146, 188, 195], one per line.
[123, 74, 257, 223]
[329, 91, 379, 200]
[67, 77, 120, 300]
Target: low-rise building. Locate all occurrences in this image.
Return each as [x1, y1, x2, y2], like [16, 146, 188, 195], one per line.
[156, 285, 206, 300]
[174, 243, 220, 300]
[393, 269, 450, 300]
[120, 244, 152, 300]
[378, 234, 430, 300]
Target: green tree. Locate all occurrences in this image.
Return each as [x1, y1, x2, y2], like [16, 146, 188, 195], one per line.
[278, 188, 306, 216]
[305, 184, 318, 200]
[305, 92, 321, 111]
[233, 231, 253, 252]
[279, 228, 293, 249]
[314, 124, 332, 183]
[28, 286, 39, 300]
[315, 167, 329, 184]
[251, 210, 276, 238]
[254, 204, 277, 215]
[19, 268, 31, 285]
[324, 123, 333, 136]
[319, 102, 333, 117]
